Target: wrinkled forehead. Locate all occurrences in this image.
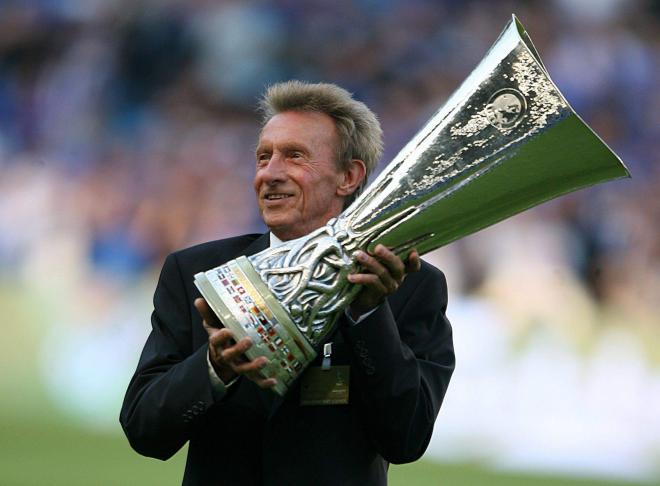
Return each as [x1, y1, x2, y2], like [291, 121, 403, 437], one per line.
[256, 110, 340, 150]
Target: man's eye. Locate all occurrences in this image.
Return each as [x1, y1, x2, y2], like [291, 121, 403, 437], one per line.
[290, 152, 303, 159]
[257, 154, 270, 164]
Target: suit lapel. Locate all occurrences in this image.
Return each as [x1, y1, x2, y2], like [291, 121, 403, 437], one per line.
[243, 232, 270, 257]
[212, 232, 270, 267]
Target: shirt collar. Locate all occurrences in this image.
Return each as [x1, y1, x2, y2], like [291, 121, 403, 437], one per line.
[269, 232, 282, 248]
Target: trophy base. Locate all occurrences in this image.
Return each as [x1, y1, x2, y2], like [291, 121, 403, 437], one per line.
[194, 256, 317, 396]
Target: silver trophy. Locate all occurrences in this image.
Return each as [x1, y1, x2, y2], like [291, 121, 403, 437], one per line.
[195, 14, 630, 396]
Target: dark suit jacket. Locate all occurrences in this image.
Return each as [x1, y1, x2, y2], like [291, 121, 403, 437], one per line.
[120, 233, 455, 485]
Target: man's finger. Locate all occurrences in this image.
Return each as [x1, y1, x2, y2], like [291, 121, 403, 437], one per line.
[208, 328, 236, 347]
[244, 370, 278, 389]
[348, 272, 390, 295]
[233, 356, 268, 376]
[354, 250, 389, 280]
[353, 249, 401, 292]
[405, 250, 422, 274]
[254, 377, 278, 389]
[195, 297, 222, 329]
[220, 337, 254, 362]
[373, 244, 405, 280]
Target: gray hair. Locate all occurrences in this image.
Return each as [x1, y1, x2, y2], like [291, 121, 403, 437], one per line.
[259, 80, 383, 207]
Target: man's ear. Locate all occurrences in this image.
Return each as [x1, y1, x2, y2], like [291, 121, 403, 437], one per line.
[337, 159, 366, 197]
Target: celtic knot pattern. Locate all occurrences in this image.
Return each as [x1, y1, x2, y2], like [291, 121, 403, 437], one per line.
[249, 219, 361, 344]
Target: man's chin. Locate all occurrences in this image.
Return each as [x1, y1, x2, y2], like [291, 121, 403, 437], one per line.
[266, 222, 307, 242]
[263, 217, 292, 237]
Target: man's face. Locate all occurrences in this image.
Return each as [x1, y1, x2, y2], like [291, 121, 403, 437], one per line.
[254, 110, 347, 241]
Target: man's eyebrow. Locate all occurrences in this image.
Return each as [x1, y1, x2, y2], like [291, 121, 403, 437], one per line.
[280, 142, 310, 153]
[254, 139, 270, 155]
[254, 141, 310, 155]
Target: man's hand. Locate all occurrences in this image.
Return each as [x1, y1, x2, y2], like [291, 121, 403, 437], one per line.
[347, 244, 421, 319]
[194, 298, 277, 389]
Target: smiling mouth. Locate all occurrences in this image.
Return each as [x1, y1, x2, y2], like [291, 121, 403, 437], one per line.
[264, 194, 292, 201]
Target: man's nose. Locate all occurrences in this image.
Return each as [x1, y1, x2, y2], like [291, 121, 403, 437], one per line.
[260, 154, 287, 183]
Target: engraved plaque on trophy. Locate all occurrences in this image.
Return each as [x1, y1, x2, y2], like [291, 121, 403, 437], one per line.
[195, 15, 630, 396]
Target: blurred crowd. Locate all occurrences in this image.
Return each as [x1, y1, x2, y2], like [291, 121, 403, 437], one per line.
[0, 0, 658, 351]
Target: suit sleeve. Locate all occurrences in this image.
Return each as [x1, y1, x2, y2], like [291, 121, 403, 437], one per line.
[340, 266, 455, 464]
[119, 253, 218, 460]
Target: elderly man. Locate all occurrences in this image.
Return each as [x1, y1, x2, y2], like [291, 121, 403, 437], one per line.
[120, 81, 455, 485]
